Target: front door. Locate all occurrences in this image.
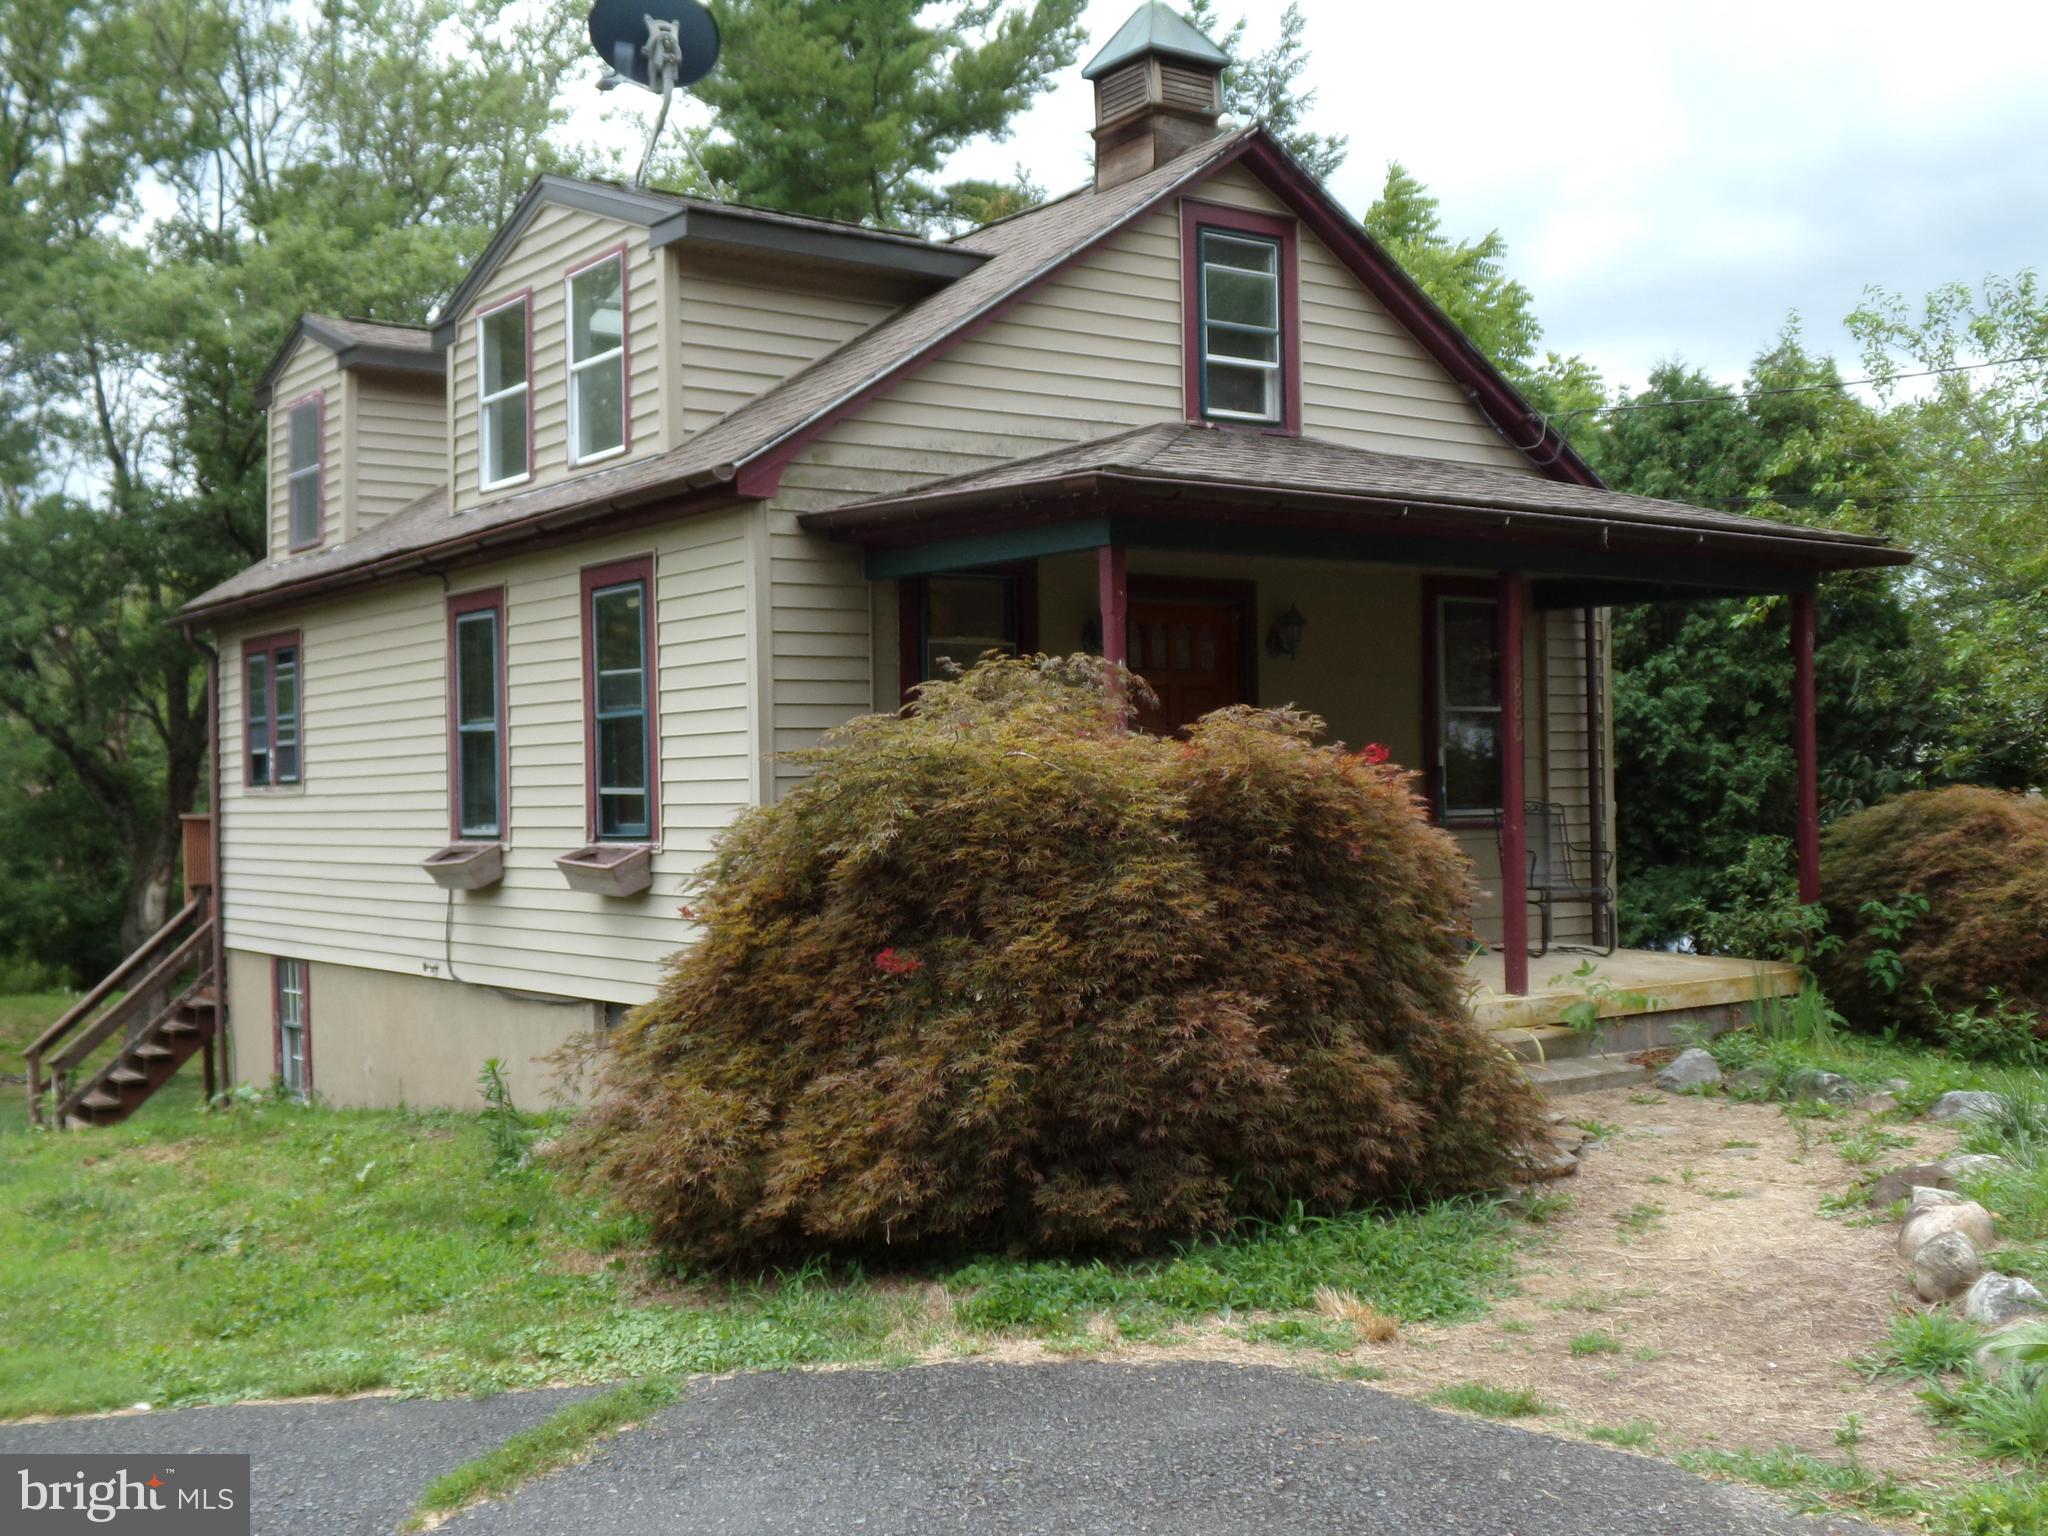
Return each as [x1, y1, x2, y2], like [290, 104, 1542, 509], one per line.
[1126, 589, 1251, 734]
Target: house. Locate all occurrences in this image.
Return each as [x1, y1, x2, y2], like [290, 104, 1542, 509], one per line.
[36, 4, 1909, 1120]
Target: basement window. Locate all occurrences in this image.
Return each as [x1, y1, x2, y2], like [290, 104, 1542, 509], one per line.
[274, 957, 310, 1100]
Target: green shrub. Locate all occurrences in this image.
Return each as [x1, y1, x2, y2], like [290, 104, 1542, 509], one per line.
[1815, 788, 2048, 1038]
[562, 655, 1542, 1267]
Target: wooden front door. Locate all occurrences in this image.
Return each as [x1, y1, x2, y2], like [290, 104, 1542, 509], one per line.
[1127, 592, 1250, 734]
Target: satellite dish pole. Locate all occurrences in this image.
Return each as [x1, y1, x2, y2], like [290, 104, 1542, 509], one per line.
[588, 0, 721, 190]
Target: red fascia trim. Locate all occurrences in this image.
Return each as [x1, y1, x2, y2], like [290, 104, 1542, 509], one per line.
[579, 554, 660, 844]
[1178, 199, 1302, 436]
[446, 586, 509, 843]
[1418, 577, 1495, 827]
[731, 137, 1267, 500]
[564, 243, 633, 462]
[475, 288, 537, 487]
[241, 629, 304, 788]
[282, 390, 327, 551]
[1233, 136, 1599, 488]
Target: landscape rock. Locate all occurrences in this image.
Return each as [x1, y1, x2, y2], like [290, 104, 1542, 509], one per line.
[1654, 1049, 1723, 1093]
[1867, 1163, 1957, 1207]
[1973, 1322, 2048, 1381]
[1513, 1142, 1579, 1182]
[1855, 1091, 1899, 1115]
[1787, 1068, 1859, 1105]
[1897, 1198, 1996, 1262]
[1724, 1066, 1774, 1097]
[1942, 1153, 2011, 1182]
[1962, 1273, 2048, 1330]
[1885, 1078, 1912, 1094]
[1929, 1090, 2007, 1123]
[1909, 1185, 1966, 1211]
[1913, 1231, 1986, 1301]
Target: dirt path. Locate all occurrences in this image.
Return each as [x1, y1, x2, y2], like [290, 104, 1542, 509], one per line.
[1365, 1086, 1968, 1483]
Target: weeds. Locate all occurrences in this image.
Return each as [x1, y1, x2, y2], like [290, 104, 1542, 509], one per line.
[1860, 1311, 1980, 1381]
[1568, 1331, 1623, 1357]
[1584, 1419, 1658, 1449]
[1424, 1382, 1549, 1418]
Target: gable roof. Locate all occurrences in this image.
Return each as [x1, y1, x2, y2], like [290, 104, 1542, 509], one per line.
[427, 175, 984, 348]
[185, 125, 1619, 624]
[252, 315, 440, 409]
[801, 422, 1911, 578]
[1083, 2, 1230, 78]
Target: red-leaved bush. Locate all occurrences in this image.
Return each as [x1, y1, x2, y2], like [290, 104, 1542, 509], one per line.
[560, 655, 1541, 1266]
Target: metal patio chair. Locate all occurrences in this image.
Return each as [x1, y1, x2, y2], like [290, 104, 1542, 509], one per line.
[1512, 800, 1616, 957]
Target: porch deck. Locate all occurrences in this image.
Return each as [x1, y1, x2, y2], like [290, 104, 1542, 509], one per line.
[1467, 947, 1802, 1035]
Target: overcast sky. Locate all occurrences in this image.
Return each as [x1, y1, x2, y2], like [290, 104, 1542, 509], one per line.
[586, 0, 2048, 395]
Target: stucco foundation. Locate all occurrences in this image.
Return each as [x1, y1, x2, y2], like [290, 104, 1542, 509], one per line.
[224, 948, 617, 1110]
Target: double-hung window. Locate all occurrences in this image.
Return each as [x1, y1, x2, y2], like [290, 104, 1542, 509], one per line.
[244, 633, 302, 788]
[1433, 595, 1502, 820]
[274, 957, 310, 1100]
[920, 573, 1022, 680]
[1199, 230, 1282, 423]
[449, 591, 506, 840]
[285, 394, 324, 549]
[566, 251, 627, 464]
[583, 559, 655, 842]
[478, 295, 531, 490]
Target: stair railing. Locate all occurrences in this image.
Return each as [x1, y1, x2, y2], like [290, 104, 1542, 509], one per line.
[23, 893, 212, 1129]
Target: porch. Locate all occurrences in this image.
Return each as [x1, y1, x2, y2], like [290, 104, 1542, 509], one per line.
[1466, 946, 1803, 1033]
[805, 423, 1912, 996]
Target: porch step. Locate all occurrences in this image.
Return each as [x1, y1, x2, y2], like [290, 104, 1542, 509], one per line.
[109, 1067, 147, 1086]
[1524, 1053, 1654, 1097]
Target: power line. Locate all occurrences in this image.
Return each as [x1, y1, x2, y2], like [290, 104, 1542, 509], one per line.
[1548, 353, 2048, 420]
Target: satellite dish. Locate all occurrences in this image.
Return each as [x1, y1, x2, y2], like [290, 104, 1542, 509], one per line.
[589, 0, 720, 92]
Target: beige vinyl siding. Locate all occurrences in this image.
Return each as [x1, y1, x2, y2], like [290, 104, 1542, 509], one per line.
[266, 343, 344, 560]
[218, 511, 751, 1003]
[674, 254, 913, 434]
[449, 207, 665, 514]
[1535, 605, 1615, 947]
[350, 371, 446, 532]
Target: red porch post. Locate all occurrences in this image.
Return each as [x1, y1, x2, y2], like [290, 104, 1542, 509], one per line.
[1097, 543, 1129, 721]
[1792, 589, 1822, 905]
[1498, 572, 1529, 994]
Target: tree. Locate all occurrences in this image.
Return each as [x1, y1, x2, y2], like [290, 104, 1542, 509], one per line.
[686, 0, 1086, 232]
[1185, 0, 1345, 180]
[0, 0, 580, 965]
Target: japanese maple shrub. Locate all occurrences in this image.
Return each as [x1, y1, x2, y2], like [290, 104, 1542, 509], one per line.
[1816, 786, 2048, 1039]
[562, 655, 1541, 1266]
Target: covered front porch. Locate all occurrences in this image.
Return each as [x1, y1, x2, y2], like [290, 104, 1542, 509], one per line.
[806, 424, 1911, 997]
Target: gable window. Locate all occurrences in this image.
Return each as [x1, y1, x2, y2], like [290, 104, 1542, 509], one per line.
[449, 590, 506, 840]
[1431, 593, 1502, 821]
[274, 957, 311, 1100]
[566, 250, 627, 464]
[478, 294, 531, 490]
[582, 557, 656, 842]
[1180, 201, 1299, 433]
[285, 393, 324, 549]
[244, 632, 302, 789]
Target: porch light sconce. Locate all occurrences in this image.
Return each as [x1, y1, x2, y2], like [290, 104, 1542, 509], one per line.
[1266, 604, 1308, 661]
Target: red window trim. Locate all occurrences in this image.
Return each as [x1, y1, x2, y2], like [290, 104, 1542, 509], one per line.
[1420, 576, 1502, 829]
[271, 955, 313, 1097]
[563, 243, 633, 464]
[446, 586, 509, 843]
[475, 288, 536, 490]
[1179, 198, 1302, 436]
[241, 629, 304, 790]
[894, 564, 1040, 707]
[282, 390, 327, 551]
[580, 554, 660, 844]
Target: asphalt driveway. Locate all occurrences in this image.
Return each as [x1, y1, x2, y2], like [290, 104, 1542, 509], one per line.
[3, 1362, 1879, 1535]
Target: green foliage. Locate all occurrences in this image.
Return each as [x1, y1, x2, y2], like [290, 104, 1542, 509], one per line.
[1568, 1330, 1623, 1356]
[1583, 1419, 1658, 1448]
[1551, 961, 1656, 1042]
[1930, 989, 2048, 1068]
[686, 0, 1086, 231]
[1423, 1382, 1549, 1418]
[1676, 1446, 1923, 1520]
[1859, 1310, 1980, 1380]
[1925, 1372, 2048, 1462]
[563, 656, 1543, 1266]
[478, 1058, 533, 1176]
[1184, 0, 1345, 179]
[1816, 788, 2048, 1037]
[1679, 838, 1831, 964]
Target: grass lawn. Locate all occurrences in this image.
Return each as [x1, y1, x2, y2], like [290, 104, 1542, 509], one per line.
[0, 989, 1518, 1420]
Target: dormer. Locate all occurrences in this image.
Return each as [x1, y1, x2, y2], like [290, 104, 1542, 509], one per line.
[431, 176, 986, 514]
[253, 316, 446, 560]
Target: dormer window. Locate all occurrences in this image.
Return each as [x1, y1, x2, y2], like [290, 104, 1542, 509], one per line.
[478, 295, 532, 490]
[567, 249, 627, 464]
[286, 394, 324, 549]
[1181, 202, 1300, 434]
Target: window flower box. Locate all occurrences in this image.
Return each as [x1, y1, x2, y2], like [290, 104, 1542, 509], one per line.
[554, 843, 652, 898]
[421, 842, 505, 891]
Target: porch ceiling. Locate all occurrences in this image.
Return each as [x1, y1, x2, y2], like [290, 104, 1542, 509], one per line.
[801, 424, 1912, 603]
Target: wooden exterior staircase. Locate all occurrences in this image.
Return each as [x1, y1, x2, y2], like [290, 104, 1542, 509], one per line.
[23, 816, 222, 1130]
